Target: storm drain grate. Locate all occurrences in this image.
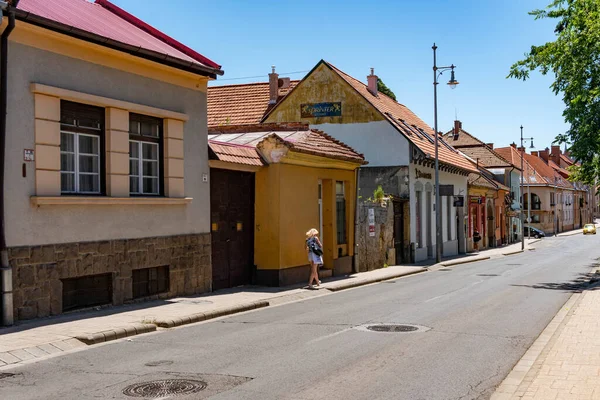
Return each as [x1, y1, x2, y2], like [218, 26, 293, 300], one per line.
[438, 268, 452, 271]
[477, 274, 499, 277]
[123, 379, 207, 398]
[144, 360, 174, 367]
[0, 373, 15, 379]
[367, 324, 419, 332]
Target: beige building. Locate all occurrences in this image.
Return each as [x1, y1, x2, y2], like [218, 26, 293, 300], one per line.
[1, 0, 222, 322]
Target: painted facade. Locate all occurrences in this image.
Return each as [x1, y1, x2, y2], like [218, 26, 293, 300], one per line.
[264, 60, 474, 264]
[2, 7, 220, 321]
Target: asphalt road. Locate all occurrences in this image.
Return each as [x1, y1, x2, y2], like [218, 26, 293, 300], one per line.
[1, 234, 599, 400]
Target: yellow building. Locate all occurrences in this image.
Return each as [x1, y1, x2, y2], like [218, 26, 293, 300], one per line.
[209, 123, 366, 286]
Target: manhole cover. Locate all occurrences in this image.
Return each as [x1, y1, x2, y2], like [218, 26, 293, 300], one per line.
[144, 360, 173, 367]
[122, 379, 207, 398]
[367, 324, 418, 332]
[0, 373, 15, 379]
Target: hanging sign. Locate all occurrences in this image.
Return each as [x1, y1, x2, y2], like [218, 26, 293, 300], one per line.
[368, 208, 375, 237]
[300, 102, 342, 118]
[453, 196, 464, 207]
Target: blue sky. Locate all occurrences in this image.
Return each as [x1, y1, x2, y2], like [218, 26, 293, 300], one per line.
[111, 0, 565, 151]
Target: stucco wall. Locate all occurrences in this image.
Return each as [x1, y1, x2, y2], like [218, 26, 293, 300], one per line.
[5, 42, 210, 246]
[254, 162, 356, 272]
[409, 164, 467, 261]
[310, 122, 410, 167]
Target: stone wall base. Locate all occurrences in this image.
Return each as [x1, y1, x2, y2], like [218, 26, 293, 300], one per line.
[8, 233, 211, 321]
[256, 264, 337, 287]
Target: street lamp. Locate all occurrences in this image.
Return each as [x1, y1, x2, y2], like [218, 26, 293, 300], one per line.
[432, 43, 458, 263]
[519, 125, 534, 250]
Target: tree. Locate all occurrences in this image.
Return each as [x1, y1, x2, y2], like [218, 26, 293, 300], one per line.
[377, 78, 397, 101]
[508, 0, 600, 184]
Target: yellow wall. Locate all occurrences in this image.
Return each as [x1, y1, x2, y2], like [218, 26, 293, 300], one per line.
[264, 62, 384, 124]
[254, 159, 357, 271]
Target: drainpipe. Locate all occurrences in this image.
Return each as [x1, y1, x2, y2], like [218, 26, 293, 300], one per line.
[1, 0, 19, 326]
[353, 167, 360, 273]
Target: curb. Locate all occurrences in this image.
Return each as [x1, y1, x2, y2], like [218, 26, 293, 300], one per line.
[502, 250, 524, 256]
[490, 292, 581, 400]
[325, 268, 427, 292]
[153, 300, 269, 328]
[75, 323, 156, 345]
[439, 256, 490, 267]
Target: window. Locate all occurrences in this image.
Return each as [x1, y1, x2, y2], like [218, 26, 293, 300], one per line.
[129, 113, 163, 195]
[60, 101, 104, 194]
[132, 266, 170, 298]
[550, 192, 555, 206]
[336, 181, 347, 244]
[532, 214, 541, 223]
[62, 273, 112, 311]
[531, 193, 541, 210]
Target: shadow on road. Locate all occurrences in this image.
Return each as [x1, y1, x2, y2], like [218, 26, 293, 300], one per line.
[512, 268, 600, 293]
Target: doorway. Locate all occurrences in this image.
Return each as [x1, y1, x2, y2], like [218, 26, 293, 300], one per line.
[210, 169, 255, 290]
[426, 192, 432, 258]
[393, 201, 408, 264]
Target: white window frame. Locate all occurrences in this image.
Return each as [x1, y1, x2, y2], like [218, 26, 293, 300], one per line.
[60, 130, 101, 194]
[129, 140, 160, 195]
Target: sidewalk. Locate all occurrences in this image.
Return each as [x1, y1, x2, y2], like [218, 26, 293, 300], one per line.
[492, 268, 600, 400]
[0, 239, 538, 369]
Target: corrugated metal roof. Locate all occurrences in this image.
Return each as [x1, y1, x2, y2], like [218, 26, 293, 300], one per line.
[17, 0, 220, 71]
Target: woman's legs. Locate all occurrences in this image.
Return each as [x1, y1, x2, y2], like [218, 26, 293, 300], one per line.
[308, 261, 317, 286]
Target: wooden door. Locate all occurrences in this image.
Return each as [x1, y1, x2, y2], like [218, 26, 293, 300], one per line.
[393, 201, 406, 264]
[210, 169, 255, 290]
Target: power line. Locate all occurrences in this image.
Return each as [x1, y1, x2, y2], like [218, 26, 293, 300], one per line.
[217, 70, 309, 81]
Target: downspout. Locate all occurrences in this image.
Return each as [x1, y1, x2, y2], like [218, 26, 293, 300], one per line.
[1, 0, 19, 327]
[353, 167, 360, 273]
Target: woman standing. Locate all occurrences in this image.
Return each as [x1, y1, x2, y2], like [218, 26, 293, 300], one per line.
[305, 228, 323, 289]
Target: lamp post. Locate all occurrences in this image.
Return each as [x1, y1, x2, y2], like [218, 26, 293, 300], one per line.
[519, 125, 534, 250]
[432, 43, 458, 263]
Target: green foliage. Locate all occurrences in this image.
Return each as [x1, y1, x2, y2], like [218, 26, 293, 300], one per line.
[508, 0, 600, 183]
[377, 78, 397, 101]
[373, 185, 385, 202]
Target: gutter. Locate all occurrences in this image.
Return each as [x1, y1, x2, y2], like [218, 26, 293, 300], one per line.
[1, 0, 19, 327]
[13, 9, 224, 79]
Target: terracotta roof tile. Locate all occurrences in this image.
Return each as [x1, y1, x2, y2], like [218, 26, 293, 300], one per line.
[495, 147, 547, 185]
[209, 123, 366, 165]
[17, 0, 221, 72]
[208, 81, 299, 127]
[208, 141, 264, 166]
[322, 62, 477, 173]
[457, 147, 513, 169]
[444, 128, 483, 147]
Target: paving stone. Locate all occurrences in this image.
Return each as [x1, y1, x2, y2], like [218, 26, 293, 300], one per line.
[37, 344, 62, 354]
[9, 349, 36, 361]
[0, 352, 20, 364]
[23, 346, 50, 358]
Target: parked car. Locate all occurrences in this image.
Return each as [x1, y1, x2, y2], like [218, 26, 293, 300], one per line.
[583, 224, 596, 235]
[524, 226, 546, 239]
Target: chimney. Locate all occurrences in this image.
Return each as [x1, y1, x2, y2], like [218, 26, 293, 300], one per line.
[268, 65, 279, 104]
[487, 143, 494, 149]
[517, 146, 525, 152]
[551, 145, 561, 156]
[531, 151, 539, 157]
[510, 142, 517, 148]
[367, 68, 378, 96]
[539, 147, 550, 163]
[453, 120, 462, 137]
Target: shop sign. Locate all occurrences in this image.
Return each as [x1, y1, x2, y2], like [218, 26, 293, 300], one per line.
[470, 196, 483, 204]
[368, 208, 375, 237]
[300, 102, 342, 118]
[415, 169, 432, 180]
[439, 184, 454, 196]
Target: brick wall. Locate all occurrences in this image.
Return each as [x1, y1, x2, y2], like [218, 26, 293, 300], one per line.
[8, 233, 211, 321]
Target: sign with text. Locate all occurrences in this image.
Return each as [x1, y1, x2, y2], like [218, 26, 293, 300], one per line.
[368, 208, 375, 237]
[439, 184, 454, 197]
[300, 102, 342, 118]
[23, 149, 34, 162]
[415, 169, 432, 180]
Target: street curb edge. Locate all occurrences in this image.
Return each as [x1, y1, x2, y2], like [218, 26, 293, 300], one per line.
[439, 256, 491, 267]
[325, 269, 427, 292]
[153, 300, 270, 328]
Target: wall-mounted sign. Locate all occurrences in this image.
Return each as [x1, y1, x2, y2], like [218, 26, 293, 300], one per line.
[470, 196, 483, 204]
[453, 196, 464, 207]
[368, 208, 375, 237]
[300, 102, 342, 118]
[439, 184, 454, 197]
[23, 149, 34, 162]
[415, 169, 432, 180]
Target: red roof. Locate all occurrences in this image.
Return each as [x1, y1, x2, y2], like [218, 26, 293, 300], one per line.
[208, 141, 264, 167]
[208, 81, 299, 127]
[208, 123, 366, 165]
[17, 0, 221, 75]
